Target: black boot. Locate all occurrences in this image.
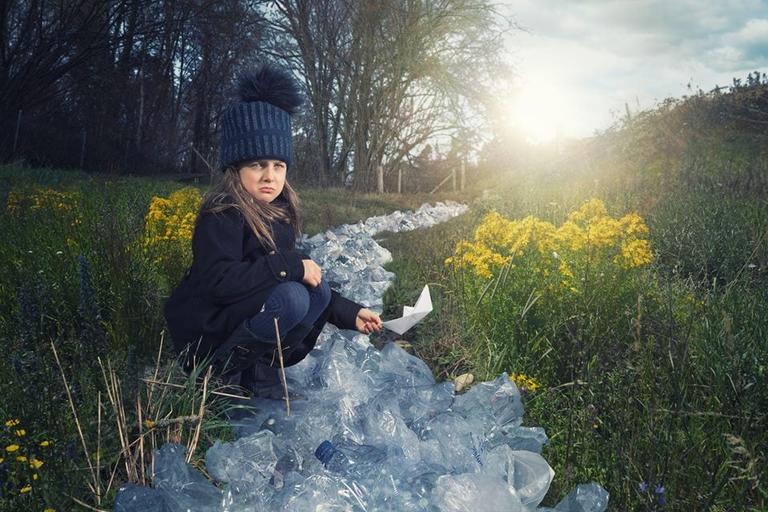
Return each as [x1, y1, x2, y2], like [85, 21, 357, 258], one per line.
[211, 320, 277, 376]
[240, 362, 309, 400]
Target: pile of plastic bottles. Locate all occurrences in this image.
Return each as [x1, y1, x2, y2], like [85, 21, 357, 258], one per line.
[114, 202, 608, 511]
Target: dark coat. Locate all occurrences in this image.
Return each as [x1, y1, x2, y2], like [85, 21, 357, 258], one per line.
[163, 195, 363, 367]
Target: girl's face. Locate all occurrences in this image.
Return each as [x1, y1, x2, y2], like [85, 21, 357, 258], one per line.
[238, 159, 287, 203]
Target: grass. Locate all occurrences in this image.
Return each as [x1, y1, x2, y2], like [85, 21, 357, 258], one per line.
[0, 161, 464, 510]
[378, 175, 768, 511]
[2, 144, 766, 510]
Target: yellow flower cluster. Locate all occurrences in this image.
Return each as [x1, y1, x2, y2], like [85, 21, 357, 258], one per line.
[2, 419, 50, 497]
[6, 187, 82, 226]
[509, 373, 541, 392]
[445, 199, 653, 285]
[143, 187, 202, 270]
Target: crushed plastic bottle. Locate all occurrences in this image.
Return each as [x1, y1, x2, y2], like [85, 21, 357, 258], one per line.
[113, 202, 609, 512]
[315, 439, 387, 479]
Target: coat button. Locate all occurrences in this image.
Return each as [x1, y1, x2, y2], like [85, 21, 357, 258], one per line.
[279, 271, 287, 277]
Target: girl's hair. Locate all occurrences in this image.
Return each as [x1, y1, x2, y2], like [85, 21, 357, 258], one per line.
[200, 165, 302, 251]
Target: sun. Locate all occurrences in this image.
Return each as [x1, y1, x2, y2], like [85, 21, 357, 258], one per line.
[502, 81, 574, 145]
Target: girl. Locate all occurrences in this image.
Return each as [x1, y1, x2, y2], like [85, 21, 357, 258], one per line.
[164, 64, 382, 399]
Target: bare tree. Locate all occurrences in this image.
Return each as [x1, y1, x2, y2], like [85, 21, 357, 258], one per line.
[266, 0, 509, 190]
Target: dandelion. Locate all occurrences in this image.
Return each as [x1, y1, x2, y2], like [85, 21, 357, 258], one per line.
[14, 429, 26, 437]
[29, 458, 43, 469]
[4, 419, 20, 427]
[5, 444, 19, 453]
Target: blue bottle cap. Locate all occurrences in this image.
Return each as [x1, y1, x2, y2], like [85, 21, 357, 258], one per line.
[314, 440, 336, 465]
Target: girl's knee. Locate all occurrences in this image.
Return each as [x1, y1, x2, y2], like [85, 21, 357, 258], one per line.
[311, 279, 331, 305]
[269, 282, 310, 318]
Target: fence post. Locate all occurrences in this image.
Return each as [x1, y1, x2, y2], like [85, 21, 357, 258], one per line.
[12, 109, 22, 154]
[397, 167, 402, 194]
[377, 165, 384, 194]
[460, 160, 466, 191]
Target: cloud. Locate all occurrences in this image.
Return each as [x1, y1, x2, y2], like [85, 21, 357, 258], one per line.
[500, 0, 768, 138]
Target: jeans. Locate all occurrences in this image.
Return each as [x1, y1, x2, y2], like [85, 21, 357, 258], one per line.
[245, 280, 331, 340]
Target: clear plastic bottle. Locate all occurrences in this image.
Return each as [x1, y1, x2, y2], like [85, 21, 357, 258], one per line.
[271, 449, 302, 489]
[314, 439, 387, 480]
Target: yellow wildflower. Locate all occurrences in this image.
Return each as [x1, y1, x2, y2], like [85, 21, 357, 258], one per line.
[616, 239, 653, 268]
[20, 484, 32, 493]
[618, 212, 649, 237]
[29, 458, 44, 469]
[39, 440, 51, 447]
[143, 187, 202, 271]
[5, 418, 21, 427]
[5, 444, 19, 452]
[15, 429, 26, 437]
[586, 216, 621, 248]
[447, 198, 652, 285]
[16, 455, 27, 462]
[509, 373, 541, 392]
[567, 198, 608, 225]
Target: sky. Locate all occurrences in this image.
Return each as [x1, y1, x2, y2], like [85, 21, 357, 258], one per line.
[498, 0, 768, 143]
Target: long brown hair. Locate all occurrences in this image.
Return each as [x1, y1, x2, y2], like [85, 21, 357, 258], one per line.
[201, 165, 302, 251]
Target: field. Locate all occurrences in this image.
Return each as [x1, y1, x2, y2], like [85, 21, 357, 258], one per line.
[379, 178, 767, 510]
[1, 85, 767, 511]
[0, 163, 465, 510]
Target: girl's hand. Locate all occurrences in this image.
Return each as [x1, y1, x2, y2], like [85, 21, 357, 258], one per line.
[355, 308, 383, 334]
[302, 259, 323, 287]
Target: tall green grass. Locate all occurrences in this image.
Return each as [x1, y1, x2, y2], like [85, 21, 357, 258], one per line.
[380, 181, 767, 511]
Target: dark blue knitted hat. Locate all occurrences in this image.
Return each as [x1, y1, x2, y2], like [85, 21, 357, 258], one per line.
[220, 64, 303, 169]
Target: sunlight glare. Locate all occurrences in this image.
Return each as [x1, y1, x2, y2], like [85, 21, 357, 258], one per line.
[503, 82, 573, 145]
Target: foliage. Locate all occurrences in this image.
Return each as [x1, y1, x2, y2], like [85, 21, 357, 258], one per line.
[381, 177, 767, 510]
[142, 187, 203, 284]
[445, 199, 652, 378]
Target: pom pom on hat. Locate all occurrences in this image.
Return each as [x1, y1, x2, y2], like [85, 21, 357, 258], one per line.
[236, 63, 303, 114]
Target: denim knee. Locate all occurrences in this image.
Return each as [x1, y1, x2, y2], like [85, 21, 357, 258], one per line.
[268, 282, 310, 320]
[309, 279, 331, 306]
[302, 279, 331, 326]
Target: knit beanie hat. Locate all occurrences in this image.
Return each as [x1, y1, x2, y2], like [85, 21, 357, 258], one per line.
[219, 64, 303, 169]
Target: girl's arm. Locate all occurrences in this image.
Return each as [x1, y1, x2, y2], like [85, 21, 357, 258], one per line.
[193, 209, 307, 304]
[326, 290, 363, 330]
